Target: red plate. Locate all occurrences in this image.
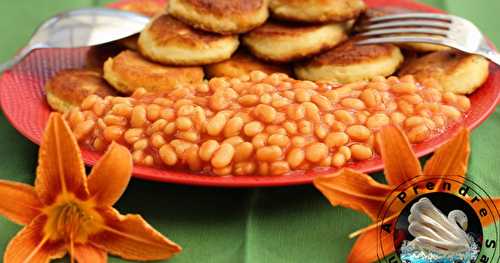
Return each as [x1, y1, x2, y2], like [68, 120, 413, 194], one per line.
[1, 0, 499, 187]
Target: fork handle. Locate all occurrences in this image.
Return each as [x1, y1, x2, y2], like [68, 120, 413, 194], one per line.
[0, 45, 39, 73]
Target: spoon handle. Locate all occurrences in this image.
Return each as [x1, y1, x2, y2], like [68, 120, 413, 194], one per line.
[0, 45, 39, 73]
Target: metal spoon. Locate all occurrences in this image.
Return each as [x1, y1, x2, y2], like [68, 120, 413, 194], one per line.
[0, 7, 150, 73]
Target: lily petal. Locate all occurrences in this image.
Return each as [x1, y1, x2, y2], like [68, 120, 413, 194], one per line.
[377, 125, 423, 186]
[0, 180, 42, 225]
[73, 244, 107, 263]
[88, 143, 132, 206]
[91, 208, 182, 261]
[423, 127, 469, 187]
[4, 215, 66, 263]
[347, 224, 395, 263]
[35, 113, 89, 205]
[314, 169, 393, 221]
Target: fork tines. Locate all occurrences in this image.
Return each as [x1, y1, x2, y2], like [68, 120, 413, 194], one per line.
[355, 12, 454, 46]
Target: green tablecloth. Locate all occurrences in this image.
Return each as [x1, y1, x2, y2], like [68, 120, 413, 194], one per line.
[0, 1, 499, 262]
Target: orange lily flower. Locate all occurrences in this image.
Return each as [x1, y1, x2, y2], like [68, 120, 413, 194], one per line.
[0, 113, 181, 263]
[314, 125, 499, 263]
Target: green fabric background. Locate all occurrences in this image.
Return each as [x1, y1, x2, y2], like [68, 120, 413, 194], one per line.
[0, 1, 500, 262]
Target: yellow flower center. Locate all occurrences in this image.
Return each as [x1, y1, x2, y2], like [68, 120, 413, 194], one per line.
[43, 194, 104, 243]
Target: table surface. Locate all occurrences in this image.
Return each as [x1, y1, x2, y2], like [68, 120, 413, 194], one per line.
[0, 1, 500, 262]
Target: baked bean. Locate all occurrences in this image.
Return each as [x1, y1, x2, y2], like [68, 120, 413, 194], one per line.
[163, 122, 176, 135]
[185, 146, 202, 171]
[146, 104, 161, 122]
[234, 162, 256, 175]
[398, 100, 414, 116]
[408, 124, 430, 143]
[256, 146, 282, 161]
[442, 92, 457, 105]
[306, 143, 328, 163]
[332, 153, 346, 168]
[315, 125, 329, 140]
[287, 148, 305, 168]
[355, 112, 368, 124]
[234, 142, 254, 162]
[93, 137, 106, 151]
[346, 125, 371, 141]
[339, 146, 351, 160]
[254, 104, 276, 123]
[130, 106, 147, 128]
[366, 113, 389, 129]
[178, 131, 199, 142]
[132, 150, 145, 163]
[151, 133, 166, 148]
[260, 93, 272, 104]
[209, 94, 229, 111]
[392, 82, 416, 94]
[111, 103, 132, 118]
[292, 136, 307, 148]
[331, 121, 346, 132]
[303, 102, 321, 122]
[176, 117, 193, 131]
[432, 115, 447, 129]
[456, 96, 471, 112]
[351, 144, 372, 160]
[401, 94, 423, 105]
[223, 136, 244, 146]
[252, 133, 269, 148]
[270, 161, 290, 175]
[311, 94, 332, 111]
[73, 120, 95, 141]
[244, 121, 264, 137]
[206, 112, 228, 136]
[177, 104, 195, 116]
[334, 110, 355, 125]
[258, 162, 270, 176]
[199, 140, 219, 162]
[133, 138, 148, 151]
[159, 144, 177, 166]
[92, 101, 106, 117]
[360, 89, 382, 108]
[268, 134, 289, 147]
[295, 88, 312, 102]
[323, 113, 335, 127]
[211, 143, 235, 168]
[81, 95, 99, 110]
[325, 132, 349, 148]
[283, 121, 298, 135]
[341, 98, 366, 110]
[298, 120, 313, 134]
[239, 94, 259, 106]
[160, 108, 175, 121]
[153, 98, 172, 107]
[390, 112, 406, 125]
[224, 117, 244, 137]
[442, 105, 461, 121]
[103, 126, 124, 142]
[142, 155, 153, 166]
[404, 116, 426, 128]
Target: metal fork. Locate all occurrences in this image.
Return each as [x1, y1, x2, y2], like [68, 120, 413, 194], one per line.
[356, 13, 500, 66]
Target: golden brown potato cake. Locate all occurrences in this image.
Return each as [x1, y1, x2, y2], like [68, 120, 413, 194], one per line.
[118, 0, 168, 17]
[167, 0, 269, 34]
[85, 43, 125, 71]
[295, 39, 404, 83]
[242, 21, 350, 63]
[205, 49, 292, 78]
[269, 0, 366, 23]
[138, 15, 239, 66]
[103, 50, 204, 95]
[359, 7, 450, 53]
[45, 69, 118, 113]
[399, 50, 489, 94]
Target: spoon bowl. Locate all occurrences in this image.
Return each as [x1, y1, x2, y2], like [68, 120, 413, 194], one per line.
[0, 7, 149, 72]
